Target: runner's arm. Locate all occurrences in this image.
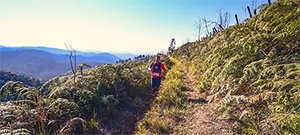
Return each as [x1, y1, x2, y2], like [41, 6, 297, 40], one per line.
[161, 63, 167, 72]
[148, 63, 153, 71]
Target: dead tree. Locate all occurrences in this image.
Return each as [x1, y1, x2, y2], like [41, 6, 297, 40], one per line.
[203, 16, 210, 35]
[247, 6, 252, 18]
[200, 17, 217, 37]
[199, 10, 229, 37]
[251, 0, 258, 16]
[218, 24, 224, 30]
[235, 14, 239, 24]
[268, 0, 271, 5]
[65, 43, 77, 84]
[194, 18, 202, 41]
[213, 27, 218, 34]
[251, 0, 257, 11]
[217, 9, 230, 30]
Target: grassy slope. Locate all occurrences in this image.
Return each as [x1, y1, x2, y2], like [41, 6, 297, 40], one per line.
[137, 0, 300, 134]
[0, 0, 299, 134]
[136, 58, 186, 134]
[0, 56, 172, 134]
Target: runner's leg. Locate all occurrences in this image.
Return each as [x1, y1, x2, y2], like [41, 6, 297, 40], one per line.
[157, 78, 162, 89]
[151, 77, 155, 90]
[153, 78, 161, 94]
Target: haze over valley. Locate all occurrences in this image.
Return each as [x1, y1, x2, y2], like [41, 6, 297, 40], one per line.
[0, 45, 135, 80]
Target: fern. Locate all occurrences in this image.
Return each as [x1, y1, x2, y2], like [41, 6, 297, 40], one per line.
[59, 117, 86, 134]
[259, 119, 281, 135]
[0, 128, 33, 135]
[221, 95, 249, 105]
[12, 128, 33, 135]
[0, 81, 26, 100]
[17, 88, 30, 100]
[0, 127, 11, 135]
[18, 88, 39, 101]
[49, 98, 79, 119]
[11, 100, 37, 109]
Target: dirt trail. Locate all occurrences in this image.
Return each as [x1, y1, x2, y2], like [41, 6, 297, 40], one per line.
[171, 67, 240, 135]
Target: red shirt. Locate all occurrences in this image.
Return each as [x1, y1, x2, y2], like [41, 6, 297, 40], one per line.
[150, 62, 167, 78]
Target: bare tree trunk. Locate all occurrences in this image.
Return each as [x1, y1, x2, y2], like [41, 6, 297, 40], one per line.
[213, 27, 218, 34]
[247, 6, 252, 18]
[268, 0, 271, 5]
[217, 9, 230, 30]
[218, 24, 224, 30]
[198, 19, 201, 41]
[203, 16, 209, 36]
[73, 48, 77, 84]
[69, 55, 74, 75]
[235, 14, 239, 24]
[65, 43, 77, 85]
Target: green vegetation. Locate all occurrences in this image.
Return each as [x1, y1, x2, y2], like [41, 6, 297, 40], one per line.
[0, 71, 41, 89]
[136, 58, 185, 134]
[137, 0, 299, 134]
[170, 0, 300, 134]
[0, 0, 299, 134]
[0, 56, 172, 134]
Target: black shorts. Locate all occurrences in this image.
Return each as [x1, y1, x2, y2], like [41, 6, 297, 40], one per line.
[151, 77, 162, 89]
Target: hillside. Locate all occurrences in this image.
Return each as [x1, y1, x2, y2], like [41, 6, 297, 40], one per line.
[0, 0, 299, 135]
[0, 48, 120, 80]
[0, 71, 41, 90]
[137, 0, 300, 134]
[0, 55, 172, 134]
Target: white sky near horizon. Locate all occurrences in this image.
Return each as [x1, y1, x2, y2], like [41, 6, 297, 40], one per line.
[0, 0, 273, 54]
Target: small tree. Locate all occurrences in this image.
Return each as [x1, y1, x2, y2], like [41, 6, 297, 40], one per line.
[168, 38, 176, 53]
[65, 43, 77, 84]
[77, 63, 92, 76]
[200, 16, 217, 37]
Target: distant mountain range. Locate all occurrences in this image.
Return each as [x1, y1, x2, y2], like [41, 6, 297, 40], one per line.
[0, 45, 136, 59]
[0, 45, 136, 80]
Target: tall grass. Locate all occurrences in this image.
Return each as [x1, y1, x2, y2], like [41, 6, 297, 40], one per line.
[136, 58, 185, 134]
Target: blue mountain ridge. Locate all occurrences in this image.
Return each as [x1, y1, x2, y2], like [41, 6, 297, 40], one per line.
[0, 45, 134, 80]
[0, 45, 136, 59]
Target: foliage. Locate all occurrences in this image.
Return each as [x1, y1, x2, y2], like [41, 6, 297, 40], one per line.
[0, 0, 299, 134]
[136, 58, 185, 134]
[0, 71, 41, 89]
[0, 55, 172, 134]
[170, 0, 300, 134]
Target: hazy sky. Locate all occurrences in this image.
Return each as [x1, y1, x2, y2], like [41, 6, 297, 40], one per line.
[0, 0, 272, 53]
